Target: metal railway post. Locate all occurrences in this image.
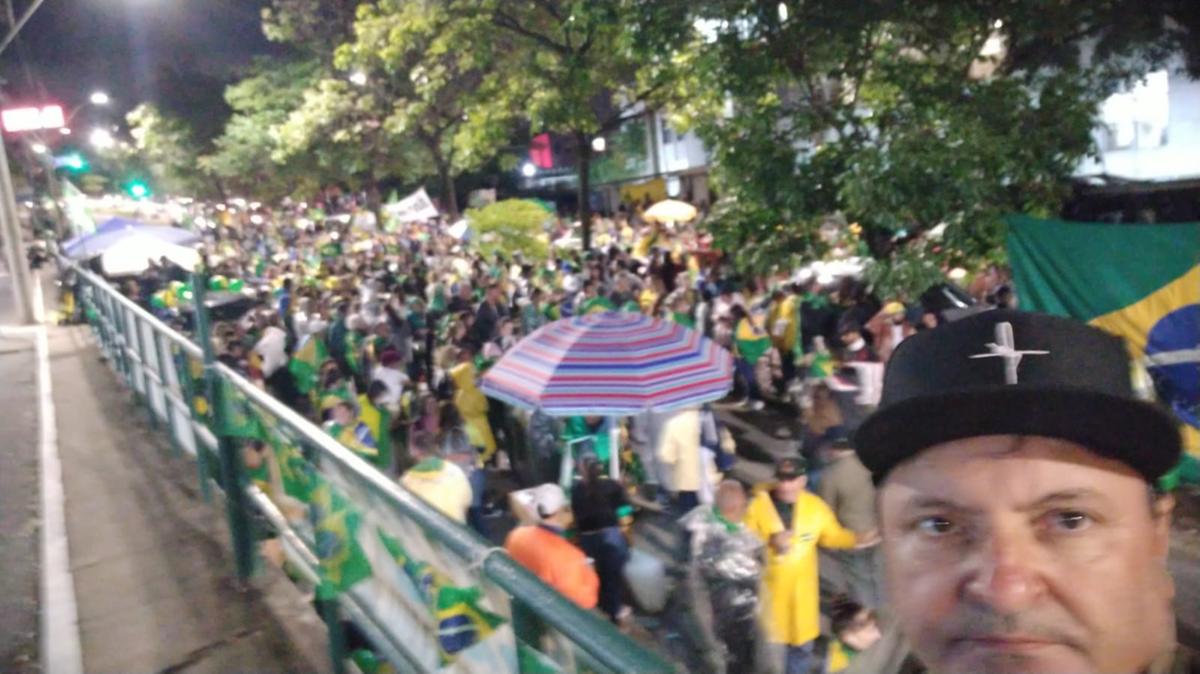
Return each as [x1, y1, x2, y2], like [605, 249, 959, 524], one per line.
[192, 272, 256, 581]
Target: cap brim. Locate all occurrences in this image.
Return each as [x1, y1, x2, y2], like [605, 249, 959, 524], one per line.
[854, 387, 1181, 485]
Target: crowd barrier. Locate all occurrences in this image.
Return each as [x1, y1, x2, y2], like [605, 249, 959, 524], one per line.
[67, 259, 672, 674]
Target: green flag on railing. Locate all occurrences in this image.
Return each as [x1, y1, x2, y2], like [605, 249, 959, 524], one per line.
[311, 479, 373, 599]
[216, 379, 265, 440]
[257, 412, 317, 504]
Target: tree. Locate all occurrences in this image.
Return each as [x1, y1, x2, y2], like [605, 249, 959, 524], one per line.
[273, 77, 432, 219]
[201, 58, 323, 200]
[676, 1, 1193, 292]
[261, 0, 359, 59]
[466, 199, 552, 260]
[337, 0, 513, 219]
[126, 104, 220, 198]
[459, 0, 693, 249]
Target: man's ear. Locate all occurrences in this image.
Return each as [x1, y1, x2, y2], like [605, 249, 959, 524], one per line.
[1151, 492, 1175, 559]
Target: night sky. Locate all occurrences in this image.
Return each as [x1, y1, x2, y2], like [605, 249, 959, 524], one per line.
[0, 0, 278, 122]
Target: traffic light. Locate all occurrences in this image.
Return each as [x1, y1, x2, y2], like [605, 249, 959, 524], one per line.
[55, 152, 88, 172]
[125, 180, 151, 199]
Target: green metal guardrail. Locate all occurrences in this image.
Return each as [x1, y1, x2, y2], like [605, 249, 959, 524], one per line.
[67, 260, 673, 674]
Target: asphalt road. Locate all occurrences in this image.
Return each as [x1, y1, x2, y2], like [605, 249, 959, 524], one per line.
[0, 272, 40, 674]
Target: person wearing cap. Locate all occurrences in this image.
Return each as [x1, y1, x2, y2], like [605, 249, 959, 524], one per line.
[744, 456, 872, 674]
[814, 431, 881, 609]
[854, 309, 1195, 674]
[866, 300, 915, 364]
[504, 483, 600, 610]
[399, 430, 471, 523]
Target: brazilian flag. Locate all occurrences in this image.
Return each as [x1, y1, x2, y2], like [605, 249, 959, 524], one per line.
[580, 295, 615, 315]
[735, 316, 772, 365]
[216, 379, 265, 440]
[310, 479, 373, 598]
[258, 413, 316, 503]
[376, 529, 505, 665]
[1008, 215, 1200, 471]
[288, 335, 328, 395]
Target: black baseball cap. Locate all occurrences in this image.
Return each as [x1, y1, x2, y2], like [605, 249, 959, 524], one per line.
[775, 456, 808, 480]
[854, 309, 1181, 485]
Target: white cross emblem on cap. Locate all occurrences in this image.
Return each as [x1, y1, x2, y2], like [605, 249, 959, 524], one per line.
[969, 321, 1049, 385]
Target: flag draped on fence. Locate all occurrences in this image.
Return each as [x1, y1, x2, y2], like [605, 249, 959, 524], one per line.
[311, 480, 374, 598]
[377, 530, 505, 665]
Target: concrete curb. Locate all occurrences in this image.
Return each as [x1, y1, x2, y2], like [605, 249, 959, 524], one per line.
[1, 320, 83, 674]
[36, 324, 82, 674]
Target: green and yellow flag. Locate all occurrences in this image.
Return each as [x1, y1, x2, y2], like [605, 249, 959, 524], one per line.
[1008, 215, 1200, 461]
[215, 379, 265, 440]
[288, 335, 328, 395]
[310, 479, 373, 598]
[377, 529, 506, 665]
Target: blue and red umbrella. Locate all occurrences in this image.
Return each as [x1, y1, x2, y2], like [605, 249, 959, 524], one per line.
[481, 311, 733, 417]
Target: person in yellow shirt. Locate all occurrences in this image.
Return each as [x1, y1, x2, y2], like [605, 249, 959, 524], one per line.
[399, 430, 472, 523]
[744, 457, 873, 674]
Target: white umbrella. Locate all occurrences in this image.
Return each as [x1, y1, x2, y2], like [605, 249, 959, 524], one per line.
[100, 234, 201, 277]
[643, 199, 698, 224]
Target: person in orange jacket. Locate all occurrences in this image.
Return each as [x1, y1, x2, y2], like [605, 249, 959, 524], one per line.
[504, 483, 599, 610]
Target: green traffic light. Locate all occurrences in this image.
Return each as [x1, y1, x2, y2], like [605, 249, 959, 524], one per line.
[60, 153, 88, 171]
[126, 181, 151, 199]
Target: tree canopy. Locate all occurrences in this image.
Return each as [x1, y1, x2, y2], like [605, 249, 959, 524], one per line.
[674, 0, 1194, 286]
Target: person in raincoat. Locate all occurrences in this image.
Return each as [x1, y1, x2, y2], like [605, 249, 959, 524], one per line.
[448, 345, 497, 462]
[744, 457, 870, 674]
[681, 479, 764, 674]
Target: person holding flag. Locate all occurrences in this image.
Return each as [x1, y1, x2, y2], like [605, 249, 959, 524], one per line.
[322, 397, 379, 463]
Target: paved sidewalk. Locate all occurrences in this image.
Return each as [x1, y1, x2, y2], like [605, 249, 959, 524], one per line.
[0, 330, 39, 674]
[50, 324, 330, 673]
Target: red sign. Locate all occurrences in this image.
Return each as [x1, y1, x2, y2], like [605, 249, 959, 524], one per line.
[2, 105, 66, 133]
[530, 132, 554, 169]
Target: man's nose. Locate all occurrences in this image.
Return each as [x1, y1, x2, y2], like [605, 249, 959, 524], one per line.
[962, 524, 1047, 613]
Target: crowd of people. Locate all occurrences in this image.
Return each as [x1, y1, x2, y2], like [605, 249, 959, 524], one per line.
[90, 195, 1019, 674]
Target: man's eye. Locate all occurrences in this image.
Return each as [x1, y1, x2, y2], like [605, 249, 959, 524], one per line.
[916, 517, 955, 536]
[1044, 510, 1093, 533]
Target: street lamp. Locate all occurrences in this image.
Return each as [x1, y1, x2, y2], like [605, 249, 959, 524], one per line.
[521, 162, 537, 178]
[89, 91, 110, 106]
[90, 128, 115, 150]
[30, 142, 47, 154]
[591, 136, 606, 152]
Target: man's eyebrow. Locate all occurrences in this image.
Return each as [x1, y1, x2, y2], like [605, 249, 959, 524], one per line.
[1016, 488, 1110, 512]
[902, 495, 980, 514]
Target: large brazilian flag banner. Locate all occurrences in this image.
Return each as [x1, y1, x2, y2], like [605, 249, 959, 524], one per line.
[1008, 215, 1200, 475]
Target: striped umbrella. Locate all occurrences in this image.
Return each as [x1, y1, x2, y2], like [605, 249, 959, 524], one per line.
[482, 311, 733, 416]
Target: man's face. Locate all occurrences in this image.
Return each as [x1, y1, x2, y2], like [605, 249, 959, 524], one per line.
[333, 403, 355, 426]
[880, 435, 1175, 674]
[774, 475, 807, 502]
[715, 485, 748, 522]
